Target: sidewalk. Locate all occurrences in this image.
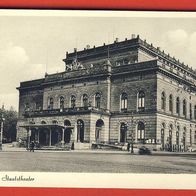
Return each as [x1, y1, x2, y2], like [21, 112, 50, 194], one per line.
[2, 144, 196, 156]
[2, 144, 26, 152]
[1, 143, 128, 154]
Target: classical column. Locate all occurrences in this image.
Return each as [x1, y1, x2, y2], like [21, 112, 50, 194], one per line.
[61, 128, 65, 145]
[106, 76, 111, 111]
[37, 129, 40, 143]
[49, 128, 52, 146]
[134, 125, 137, 143]
[27, 128, 31, 150]
[77, 125, 80, 143]
[74, 123, 77, 142]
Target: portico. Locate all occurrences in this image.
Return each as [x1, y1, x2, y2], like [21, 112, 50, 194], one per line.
[20, 124, 74, 148]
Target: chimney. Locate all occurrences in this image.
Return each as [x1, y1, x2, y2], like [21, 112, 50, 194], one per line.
[131, 34, 136, 39]
[114, 38, 119, 43]
[86, 45, 90, 49]
[74, 48, 77, 52]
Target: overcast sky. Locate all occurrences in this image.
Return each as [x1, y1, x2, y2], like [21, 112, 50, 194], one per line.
[1, 11, 196, 111]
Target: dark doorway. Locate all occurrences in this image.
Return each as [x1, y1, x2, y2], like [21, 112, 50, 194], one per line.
[51, 129, 59, 146]
[64, 120, 72, 143]
[39, 129, 49, 146]
[95, 119, 104, 142]
[77, 120, 84, 142]
[120, 123, 127, 143]
[30, 128, 36, 141]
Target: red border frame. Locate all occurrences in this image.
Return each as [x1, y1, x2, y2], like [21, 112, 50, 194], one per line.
[0, 0, 196, 195]
[0, 188, 196, 196]
[0, 0, 195, 10]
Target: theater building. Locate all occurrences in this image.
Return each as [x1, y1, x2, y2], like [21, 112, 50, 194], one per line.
[17, 35, 196, 151]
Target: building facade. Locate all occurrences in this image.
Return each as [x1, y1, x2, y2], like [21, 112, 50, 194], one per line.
[17, 35, 196, 151]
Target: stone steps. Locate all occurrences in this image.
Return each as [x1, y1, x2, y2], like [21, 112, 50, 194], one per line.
[74, 142, 91, 150]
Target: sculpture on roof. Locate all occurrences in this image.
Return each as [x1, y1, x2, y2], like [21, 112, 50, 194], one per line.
[65, 59, 84, 71]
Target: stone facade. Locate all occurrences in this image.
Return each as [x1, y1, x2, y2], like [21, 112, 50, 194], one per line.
[17, 35, 196, 151]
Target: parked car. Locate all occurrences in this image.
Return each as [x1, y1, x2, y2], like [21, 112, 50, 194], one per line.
[138, 146, 152, 155]
[187, 146, 196, 152]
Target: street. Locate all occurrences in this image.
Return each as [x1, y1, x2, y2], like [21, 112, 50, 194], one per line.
[0, 150, 196, 173]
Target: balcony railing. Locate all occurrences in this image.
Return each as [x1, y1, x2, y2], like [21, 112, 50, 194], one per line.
[23, 106, 110, 117]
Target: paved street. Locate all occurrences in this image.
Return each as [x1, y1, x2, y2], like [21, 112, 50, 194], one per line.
[0, 150, 196, 173]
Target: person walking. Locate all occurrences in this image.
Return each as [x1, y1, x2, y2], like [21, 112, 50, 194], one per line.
[30, 141, 35, 152]
[127, 142, 130, 152]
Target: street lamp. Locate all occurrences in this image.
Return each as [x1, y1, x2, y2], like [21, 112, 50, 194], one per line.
[0, 113, 5, 151]
[174, 118, 178, 152]
[130, 112, 134, 154]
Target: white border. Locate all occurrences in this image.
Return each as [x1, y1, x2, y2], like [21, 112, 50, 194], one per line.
[0, 172, 196, 189]
[0, 9, 195, 18]
[0, 9, 196, 189]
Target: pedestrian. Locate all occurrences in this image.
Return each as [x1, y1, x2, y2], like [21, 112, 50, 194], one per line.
[30, 141, 35, 152]
[71, 142, 74, 150]
[127, 142, 130, 152]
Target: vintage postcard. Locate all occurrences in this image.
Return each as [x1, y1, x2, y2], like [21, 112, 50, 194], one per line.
[0, 10, 196, 189]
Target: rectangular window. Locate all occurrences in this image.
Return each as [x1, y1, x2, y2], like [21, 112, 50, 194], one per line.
[138, 97, 145, 110]
[137, 130, 145, 139]
[137, 130, 141, 139]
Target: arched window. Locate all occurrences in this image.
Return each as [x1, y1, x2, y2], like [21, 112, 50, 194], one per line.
[70, 95, 76, 108]
[82, 94, 88, 108]
[190, 103, 192, 119]
[176, 97, 180, 114]
[59, 96, 64, 110]
[161, 92, 166, 110]
[120, 122, 127, 143]
[95, 92, 101, 109]
[64, 120, 71, 126]
[137, 122, 145, 143]
[48, 97, 54, 110]
[194, 105, 196, 120]
[183, 99, 186, 116]
[95, 119, 104, 142]
[138, 91, 145, 110]
[121, 93, 128, 111]
[41, 120, 46, 124]
[52, 120, 58, 125]
[169, 94, 173, 112]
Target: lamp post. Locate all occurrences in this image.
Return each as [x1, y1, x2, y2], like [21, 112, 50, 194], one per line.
[130, 113, 134, 154]
[0, 113, 5, 151]
[174, 118, 178, 152]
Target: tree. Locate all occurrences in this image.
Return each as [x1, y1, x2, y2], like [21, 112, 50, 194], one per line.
[0, 107, 18, 143]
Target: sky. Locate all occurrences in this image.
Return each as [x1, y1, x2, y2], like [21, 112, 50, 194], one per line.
[1, 11, 196, 111]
